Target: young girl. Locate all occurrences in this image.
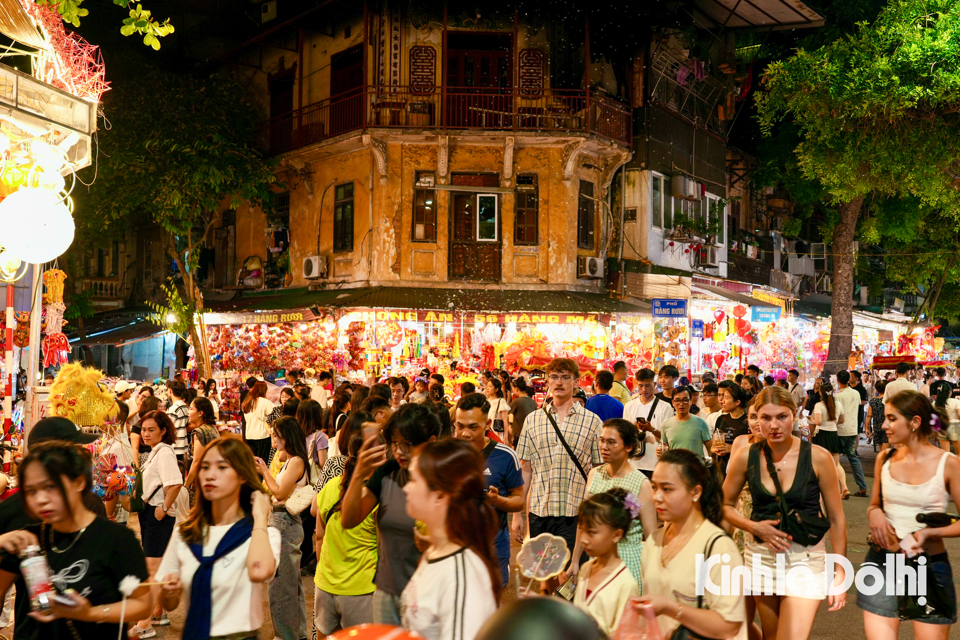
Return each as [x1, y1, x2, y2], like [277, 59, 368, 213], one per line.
[859, 390, 960, 637]
[407, 379, 429, 404]
[400, 439, 499, 640]
[255, 416, 311, 640]
[0, 442, 152, 640]
[154, 438, 280, 640]
[572, 488, 641, 636]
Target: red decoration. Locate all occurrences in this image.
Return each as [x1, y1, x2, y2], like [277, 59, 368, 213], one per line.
[714, 354, 725, 368]
[327, 625, 423, 640]
[713, 310, 725, 324]
[737, 321, 752, 338]
[732, 305, 748, 319]
[376, 321, 403, 348]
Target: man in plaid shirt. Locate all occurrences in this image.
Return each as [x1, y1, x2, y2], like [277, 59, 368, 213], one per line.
[165, 380, 190, 461]
[514, 358, 602, 582]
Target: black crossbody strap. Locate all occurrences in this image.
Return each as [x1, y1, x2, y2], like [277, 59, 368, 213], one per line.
[544, 409, 588, 481]
[760, 442, 790, 518]
[697, 533, 726, 608]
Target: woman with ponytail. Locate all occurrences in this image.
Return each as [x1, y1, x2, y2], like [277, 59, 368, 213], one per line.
[934, 381, 960, 456]
[400, 439, 499, 640]
[152, 437, 280, 640]
[810, 382, 849, 498]
[312, 423, 378, 634]
[722, 386, 847, 640]
[633, 448, 745, 639]
[572, 488, 640, 635]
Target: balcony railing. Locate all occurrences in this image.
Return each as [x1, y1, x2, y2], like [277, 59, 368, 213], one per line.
[81, 277, 122, 299]
[256, 85, 632, 156]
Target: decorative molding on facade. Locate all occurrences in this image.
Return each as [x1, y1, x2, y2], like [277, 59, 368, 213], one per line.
[362, 134, 389, 185]
[437, 135, 450, 184]
[562, 140, 585, 181]
[502, 136, 515, 187]
[600, 149, 633, 196]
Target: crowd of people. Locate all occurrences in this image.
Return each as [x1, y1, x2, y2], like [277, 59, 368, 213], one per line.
[0, 358, 956, 640]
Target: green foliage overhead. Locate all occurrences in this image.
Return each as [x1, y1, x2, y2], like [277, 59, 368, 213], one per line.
[147, 280, 206, 339]
[77, 63, 276, 249]
[34, 1, 173, 47]
[756, 0, 960, 207]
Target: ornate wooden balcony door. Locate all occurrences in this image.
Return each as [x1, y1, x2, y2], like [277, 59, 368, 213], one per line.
[449, 181, 501, 283]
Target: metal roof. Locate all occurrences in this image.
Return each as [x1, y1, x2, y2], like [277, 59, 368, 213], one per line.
[0, 0, 48, 50]
[695, 0, 824, 30]
[693, 283, 779, 308]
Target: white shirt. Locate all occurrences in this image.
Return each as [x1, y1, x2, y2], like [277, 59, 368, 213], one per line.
[835, 387, 862, 437]
[813, 401, 843, 433]
[789, 382, 805, 408]
[623, 396, 674, 471]
[142, 444, 182, 508]
[884, 377, 917, 402]
[310, 385, 330, 408]
[156, 525, 282, 637]
[401, 548, 496, 640]
[243, 397, 273, 440]
[487, 397, 510, 423]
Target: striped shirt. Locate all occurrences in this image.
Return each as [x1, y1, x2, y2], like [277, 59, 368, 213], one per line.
[166, 400, 189, 457]
[401, 548, 496, 640]
[516, 402, 603, 518]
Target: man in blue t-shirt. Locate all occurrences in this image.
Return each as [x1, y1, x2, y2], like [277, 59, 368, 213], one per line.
[454, 393, 526, 585]
[585, 370, 624, 422]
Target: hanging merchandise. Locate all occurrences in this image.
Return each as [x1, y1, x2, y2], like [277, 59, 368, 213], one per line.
[13, 311, 29, 348]
[41, 302, 69, 367]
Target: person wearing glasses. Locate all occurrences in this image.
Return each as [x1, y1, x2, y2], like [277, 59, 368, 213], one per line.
[341, 404, 441, 625]
[514, 358, 603, 590]
[660, 386, 712, 456]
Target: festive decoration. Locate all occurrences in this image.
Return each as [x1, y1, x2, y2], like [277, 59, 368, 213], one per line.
[92, 452, 135, 500]
[516, 533, 570, 582]
[375, 321, 403, 348]
[49, 363, 116, 427]
[41, 301, 69, 367]
[326, 625, 425, 640]
[42, 269, 67, 304]
[732, 305, 747, 318]
[13, 311, 28, 347]
[0, 188, 75, 264]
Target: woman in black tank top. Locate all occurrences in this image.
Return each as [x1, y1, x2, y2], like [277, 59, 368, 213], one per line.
[721, 387, 848, 640]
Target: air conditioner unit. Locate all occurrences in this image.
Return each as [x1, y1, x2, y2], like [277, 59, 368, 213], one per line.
[303, 255, 328, 279]
[261, 0, 277, 23]
[671, 175, 687, 199]
[577, 256, 604, 279]
[700, 245, 719, 268]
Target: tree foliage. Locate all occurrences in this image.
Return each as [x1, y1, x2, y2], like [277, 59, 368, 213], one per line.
[35, 0, 173, 47]
[756, 0, 960, 371]
[75, 61, 277, 375]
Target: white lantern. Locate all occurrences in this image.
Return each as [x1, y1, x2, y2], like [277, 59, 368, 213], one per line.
[0, 188, 75, 264]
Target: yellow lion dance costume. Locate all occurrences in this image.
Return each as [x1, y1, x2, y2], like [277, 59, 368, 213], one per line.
[49, 363, 117, 427]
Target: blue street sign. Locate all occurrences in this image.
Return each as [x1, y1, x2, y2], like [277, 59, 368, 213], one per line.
[692, 319, 704, 337]
[751, 306, 782, 323]
[652, 299, 688, 318]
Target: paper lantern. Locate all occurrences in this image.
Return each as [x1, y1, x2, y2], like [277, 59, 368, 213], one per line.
[0, 188, 74, 264]
[714, 354, 725, 368]
[732, 305, 747, 318]
[714, 331, 727, 343]
[713, 310, 725, 324]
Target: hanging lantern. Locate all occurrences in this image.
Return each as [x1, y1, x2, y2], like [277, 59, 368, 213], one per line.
[0, 188, 74, 264]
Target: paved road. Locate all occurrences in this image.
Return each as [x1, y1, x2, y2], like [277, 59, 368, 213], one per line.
[22, 441, 960, 640]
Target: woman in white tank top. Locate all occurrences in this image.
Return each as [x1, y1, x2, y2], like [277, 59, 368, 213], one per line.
[860, 390, 960, 637]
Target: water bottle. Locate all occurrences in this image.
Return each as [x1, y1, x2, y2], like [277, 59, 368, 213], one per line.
[20, 546, 55, 611]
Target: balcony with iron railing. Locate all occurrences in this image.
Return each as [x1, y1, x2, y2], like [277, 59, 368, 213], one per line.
[256, 85, 632, 156]
[80, 277, 124, 309]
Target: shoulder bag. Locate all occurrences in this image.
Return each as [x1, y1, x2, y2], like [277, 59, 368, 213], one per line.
[127, 446, 167, 513]
[544, 409, 588, 482]
[669, 533, 727, 640]
[761, 443, 830, 547]
[635, 397, 660, 459]
[493, 398, 507, 433]
[285, 460, 317, 515]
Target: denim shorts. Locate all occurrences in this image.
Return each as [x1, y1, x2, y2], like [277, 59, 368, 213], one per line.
[856, 547, 958, 624]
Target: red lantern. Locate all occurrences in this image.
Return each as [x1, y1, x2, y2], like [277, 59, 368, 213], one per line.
[713, 310, 725, 324]
[714, 354, 725, 368]
[732, 305, 747, 318]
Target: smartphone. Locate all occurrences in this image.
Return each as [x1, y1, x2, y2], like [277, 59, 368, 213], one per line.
[51, 594, 77, 607]
[362, 424, 380, 443]
[555, 576, 576, 600]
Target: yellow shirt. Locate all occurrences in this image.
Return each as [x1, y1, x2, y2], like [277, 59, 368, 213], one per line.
[315, 477, 379, 595]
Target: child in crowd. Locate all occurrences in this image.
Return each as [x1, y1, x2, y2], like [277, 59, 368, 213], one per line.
[572, 488, 640, 636]
[407, 379, 429, 404]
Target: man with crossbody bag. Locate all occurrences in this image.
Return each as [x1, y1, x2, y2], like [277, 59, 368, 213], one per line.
[623, 368, 675, 479]
[515, 358, 603, 591]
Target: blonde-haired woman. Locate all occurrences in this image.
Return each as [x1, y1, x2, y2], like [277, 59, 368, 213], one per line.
[153, 438, 280, 640]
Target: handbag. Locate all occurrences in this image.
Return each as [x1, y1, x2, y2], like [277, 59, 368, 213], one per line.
[544, 409, 588, 482]
[492, 399, 506, 433]
[761, 443, 830, 547]
[670, 534, 726, 640]
[126, 464, 145, 513]
[285, 483, 317, 515]
[897, 552, 957, 621]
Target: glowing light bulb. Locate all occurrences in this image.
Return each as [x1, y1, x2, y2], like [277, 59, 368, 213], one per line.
[0, 188, 74, 263]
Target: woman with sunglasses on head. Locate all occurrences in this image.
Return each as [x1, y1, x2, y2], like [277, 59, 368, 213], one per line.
[722, 386, 847, 640]
[0, 442, 152, 640]
[341, 404, 441, 625]
[153, 438, 279, 640]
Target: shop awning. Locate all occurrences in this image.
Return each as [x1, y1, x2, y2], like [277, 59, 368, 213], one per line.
[206, 286, 649, 319]
[71, 321, 167, 347]
[694, 0, 824, 30]
[341, 287, 651, 314]
[793, 295, 833, 317]
[693, 283, 778, 309]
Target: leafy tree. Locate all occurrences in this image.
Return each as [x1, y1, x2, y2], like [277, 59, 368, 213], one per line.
[756, 0, 960, 374]
[75, 61, 277, 377]
[35, 0, 173, 48]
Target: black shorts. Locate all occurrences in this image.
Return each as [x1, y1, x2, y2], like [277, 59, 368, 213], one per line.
[528, 513, 586, 569]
